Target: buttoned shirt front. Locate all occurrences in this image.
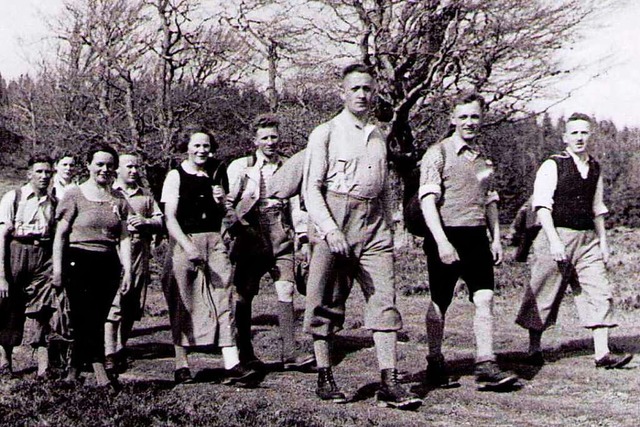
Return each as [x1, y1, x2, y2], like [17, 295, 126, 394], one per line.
[0, 183, 56, 238]
[418, 133, 499, 227]
[303, 109, 391, 236]
[532, 150, 607, 217]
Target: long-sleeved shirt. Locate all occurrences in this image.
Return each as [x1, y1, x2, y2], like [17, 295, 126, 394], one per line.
[303, 109, 392, 237]
[532, 150, 607, 217]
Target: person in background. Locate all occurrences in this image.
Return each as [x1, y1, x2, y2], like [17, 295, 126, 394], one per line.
[104, 153, 163, 375]
[302, 64, 422, 410]
[52, 144, 132, 390]
[0, 155, 57, 378]
[418, 93, 518, 390]
[52, 153, 78, 200]
[515, 112, 633, 369]
[161, 127, 261, 386]
[226, 114, 314, 371]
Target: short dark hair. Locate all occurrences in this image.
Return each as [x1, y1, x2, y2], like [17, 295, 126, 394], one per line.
[178, 124, 216, 153]
[252, 114, 280, 133]
[341, 63, 373, 80]
[28, 154, 53, 167]
[55, 152, 77, 164]
[567, 112, 592, 124]
[453, 92, 486, 110]
[86, 144, 119, 168]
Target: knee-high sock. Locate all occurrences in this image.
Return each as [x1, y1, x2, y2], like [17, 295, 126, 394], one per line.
[278, 301, 296, 360]
[235, 297, 254, 361]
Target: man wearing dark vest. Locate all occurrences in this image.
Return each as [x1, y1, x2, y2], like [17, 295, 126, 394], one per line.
[226, 114, 313, 371]
[0, 155, 57, 378]
[516, 112, 632, 369]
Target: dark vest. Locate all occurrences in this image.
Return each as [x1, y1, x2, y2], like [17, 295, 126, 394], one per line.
[550, 153, 600, 230]
[176, 165, 223, 234]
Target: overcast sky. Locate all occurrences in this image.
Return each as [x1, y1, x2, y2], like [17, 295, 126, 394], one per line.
[1, 1, 639, 128]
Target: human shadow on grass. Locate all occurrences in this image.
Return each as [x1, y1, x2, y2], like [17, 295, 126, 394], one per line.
[126, 341, 176, 360]
[497, 333, 639, 381]
[129, 323, 171, 339]
[330, 331, 411, 366]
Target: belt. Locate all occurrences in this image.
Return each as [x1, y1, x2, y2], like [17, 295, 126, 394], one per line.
[325, 189, 377, 202]
[12, 236, 52, 246]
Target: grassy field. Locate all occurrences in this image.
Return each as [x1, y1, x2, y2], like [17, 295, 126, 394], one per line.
[1, 228, 639, 426]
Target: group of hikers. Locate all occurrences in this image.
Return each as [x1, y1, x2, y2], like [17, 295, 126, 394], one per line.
[0, 63, 633, 411]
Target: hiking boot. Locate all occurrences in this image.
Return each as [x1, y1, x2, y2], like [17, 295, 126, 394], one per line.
[595, 352, 633, 369]
[376, 369, 423, 410]
[283, 353, 316, 372]
[523, 351, 545, 367]
[104, 354, 118, 376]
[174, 367, 194, 385]
[316, 367, 347, 403]
[424, 354, 458, 388]
[222, 363, 262, 387]
[474, 361, 518, 391]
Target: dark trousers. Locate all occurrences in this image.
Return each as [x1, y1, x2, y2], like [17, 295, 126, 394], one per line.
[65, 247, 120, 367]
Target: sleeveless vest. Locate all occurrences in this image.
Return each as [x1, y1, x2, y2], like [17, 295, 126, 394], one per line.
[176, 165, 223, 233]
[550, 153, 600, 230]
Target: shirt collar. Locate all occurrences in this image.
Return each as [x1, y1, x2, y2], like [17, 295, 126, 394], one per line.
[255, 149, 281, 168]
[565, 149, 591, 166]
[113, 181, 143, 196]
[449, 132, 487, 157]
[180, 160, 209, 177]
[21, 183, 51, 201]
[337, 108, 380, 140]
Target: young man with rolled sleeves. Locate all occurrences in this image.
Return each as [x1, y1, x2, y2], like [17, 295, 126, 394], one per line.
[419, 93, 518, 390]
[104, 153, 163, 373]
[226, 114, 314, 371]
[302, 63, 422, 410]
[0, 155, 57, 378]
[515, 112, 632, 369]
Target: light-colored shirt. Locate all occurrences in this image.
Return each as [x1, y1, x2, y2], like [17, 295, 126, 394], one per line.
[303, 109, 391, 237]
[113, 182, 163, 234]
[227, 150, 284, 210]
[0, 183, 55, 238]
[418, 134, 499, 227]
[52, 174, 77, 201]
[532, 151, 608, 216]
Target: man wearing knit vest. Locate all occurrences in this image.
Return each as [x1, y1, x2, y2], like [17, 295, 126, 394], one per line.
[419, 93, 518, 391]
[227, 114, 314, 371]
[515, 112, 633, 369]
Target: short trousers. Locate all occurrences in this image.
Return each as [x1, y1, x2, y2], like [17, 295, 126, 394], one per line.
[422, 226, 494, 312]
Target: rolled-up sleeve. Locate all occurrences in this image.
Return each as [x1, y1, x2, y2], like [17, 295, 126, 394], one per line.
[0, 191, 16, 226]
[531, 159, 557, 211]
[418, 145, 444, 202]
[302, 124, 337, 238]
[593, 175, 608, 217]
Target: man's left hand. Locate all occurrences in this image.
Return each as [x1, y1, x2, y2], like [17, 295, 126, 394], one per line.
[600, 240, 610, 266]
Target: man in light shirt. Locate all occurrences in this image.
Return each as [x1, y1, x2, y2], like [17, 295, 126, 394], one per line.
[226, 114, 313, 371]
[105, 153, 163, 374]
[516, 112, 633, 369]
[302, 63, 421, 410]
[52, 153, 77, 200]
[0, 155, 57, 378]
